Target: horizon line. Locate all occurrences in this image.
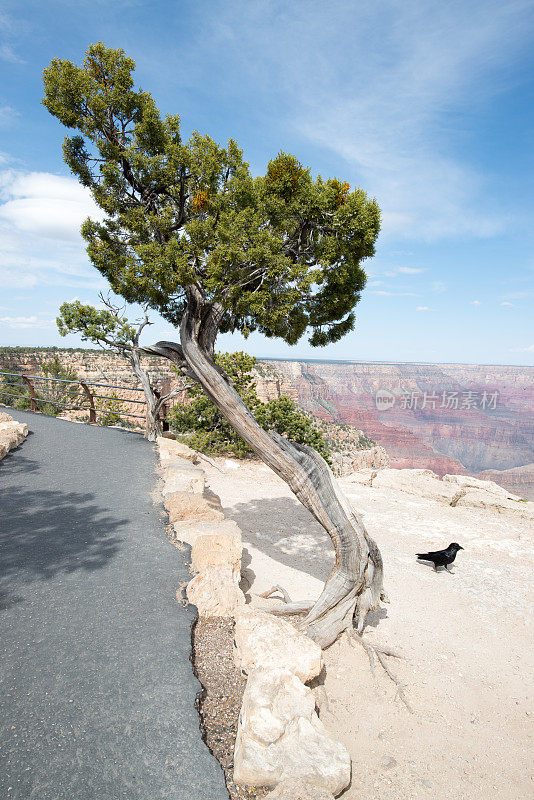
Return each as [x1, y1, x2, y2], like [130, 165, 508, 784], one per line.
[0, 345, 533, 369]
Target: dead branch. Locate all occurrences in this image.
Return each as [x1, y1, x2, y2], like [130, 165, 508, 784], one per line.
[195, 451, 225, 472]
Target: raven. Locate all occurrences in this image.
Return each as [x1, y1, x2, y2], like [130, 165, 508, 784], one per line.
[417, 542, 464, 572]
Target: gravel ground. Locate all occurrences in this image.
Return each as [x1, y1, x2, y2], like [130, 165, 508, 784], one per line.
[192, 618, 270, 800]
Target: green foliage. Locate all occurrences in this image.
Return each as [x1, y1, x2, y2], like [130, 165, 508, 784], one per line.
[96, 391, 125, 426]
[255, 396, 330, 460]
[0, 359, 80, 416]
[0, 371, 32, 411]
[312, 417, 376, 453]
[57, 300, 136, 350]
[43, 43, 380, 348]
[170, 352, 330, 461]
[38, 356, 80, 415]
[357, 432, 376, 449]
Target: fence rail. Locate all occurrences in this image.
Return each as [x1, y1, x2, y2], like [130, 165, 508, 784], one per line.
[0, 370, 169, 429]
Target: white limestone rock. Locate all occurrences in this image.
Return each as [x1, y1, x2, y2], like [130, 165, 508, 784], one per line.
[454, 488, 533, 520]
[343, 468, 377, 486]
[233, 606, 322, 682]
[233, 667, 350, 795]
[186, 565, 245, 616]
[263, 779, 335, 799]
[173, 518, 239, 546]
[0, 418, 29, 459]
[0, 421, 28, 443]
[190, 519, 243, 577]
[442, 473, 523, 501]
[164, 490, 225, 523]
[161, 460, 205, 496]
[372, 468, 464, 504]
[157, 436, 199, 463]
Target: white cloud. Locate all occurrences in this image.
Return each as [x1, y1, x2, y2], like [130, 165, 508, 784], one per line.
[193, 0, 530, 240]
[291, 0, 531, 239]
[0, 169, 106, 292]
[502, 290, 533, 300]
[0, 105, 17, 127]
[431, 281, 447, 293]
[509, 344, 534, 353]
[381, 265, 426, 277]
[370, 290, 420, 297]
[416, 306, 435, 311]
[500, 301, 514, 307]
[0, 11, 26, 64]
[470, 300, 482, 306]
[0, 10, 24, 64]
[0, 315, 54, 330]
[0, 171, 103, 242]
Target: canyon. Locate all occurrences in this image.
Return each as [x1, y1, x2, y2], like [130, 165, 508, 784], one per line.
[254, 359, 534, 498]
[1, 348, 533, 498]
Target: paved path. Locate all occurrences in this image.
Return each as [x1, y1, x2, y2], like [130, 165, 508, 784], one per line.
[0, 410, 228, 800]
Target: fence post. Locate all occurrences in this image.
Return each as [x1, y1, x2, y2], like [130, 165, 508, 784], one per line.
[21, 375, 37, 412]
[79, 382, 97, 424]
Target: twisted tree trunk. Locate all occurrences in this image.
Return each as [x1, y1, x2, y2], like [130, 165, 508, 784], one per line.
[144, 296, 385, 648]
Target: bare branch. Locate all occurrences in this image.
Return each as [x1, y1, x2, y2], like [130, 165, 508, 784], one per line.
[195, 451, 225, 472]
[133, 304, 152, 347]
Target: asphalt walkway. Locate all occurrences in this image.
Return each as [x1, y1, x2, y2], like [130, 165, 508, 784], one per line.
[0, 409, 228, 800]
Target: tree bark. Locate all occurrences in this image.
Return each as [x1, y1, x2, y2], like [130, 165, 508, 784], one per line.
[144, 296, 385, 648]
[129, 348, 161, 442]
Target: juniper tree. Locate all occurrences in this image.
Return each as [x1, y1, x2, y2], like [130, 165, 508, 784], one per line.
[43, 43, 384, 647]
[57, 297, 184, 440]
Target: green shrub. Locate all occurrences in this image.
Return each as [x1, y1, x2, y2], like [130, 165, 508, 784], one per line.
[0, 371, 32, 410]
[97, 392, 125, 426]
[170, 352, 330, 462]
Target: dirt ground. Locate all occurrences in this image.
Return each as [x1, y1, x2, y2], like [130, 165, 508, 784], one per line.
[193, 617, 269, 800]
[201, 458, 533, 800]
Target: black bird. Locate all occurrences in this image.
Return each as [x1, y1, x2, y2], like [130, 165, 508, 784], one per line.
[417, 542, 464, 572]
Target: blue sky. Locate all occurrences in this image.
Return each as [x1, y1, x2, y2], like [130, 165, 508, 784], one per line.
[0, 0, 533, 364]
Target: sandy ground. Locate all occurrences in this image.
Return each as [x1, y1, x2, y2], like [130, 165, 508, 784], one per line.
[202, 458, 534, 800]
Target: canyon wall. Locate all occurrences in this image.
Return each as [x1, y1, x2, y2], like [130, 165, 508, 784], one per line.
[258, 359, 534, 498]
[1, 349, 532, 498]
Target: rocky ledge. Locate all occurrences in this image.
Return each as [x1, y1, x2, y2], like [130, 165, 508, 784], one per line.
[345, 467, 532, 521]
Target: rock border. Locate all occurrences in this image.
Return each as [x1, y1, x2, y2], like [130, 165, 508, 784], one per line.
[0, 412, 29, 460]
[156, 437, 350, 799]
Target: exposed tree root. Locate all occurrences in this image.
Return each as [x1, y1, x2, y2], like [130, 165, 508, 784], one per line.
[259, 585, 293, 604]
[346, 630, 413, 713]
[271, 603, 314, 616]
[257, 583, 413, 713]
[258, 585, 314, 616]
